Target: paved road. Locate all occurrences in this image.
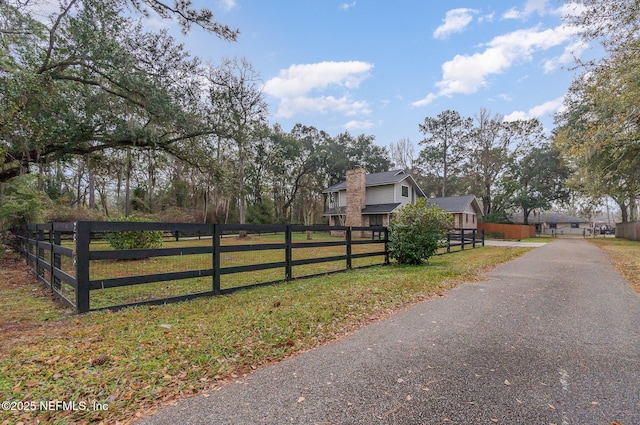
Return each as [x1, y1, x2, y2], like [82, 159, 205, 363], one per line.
[137, 239, 640, 425]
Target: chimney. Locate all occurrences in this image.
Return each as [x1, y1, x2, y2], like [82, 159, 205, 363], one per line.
[345, 168, 366, 227]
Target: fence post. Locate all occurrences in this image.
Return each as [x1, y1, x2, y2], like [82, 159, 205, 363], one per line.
[447, 232, 451, 253]
[461, 229, 465, 250]
[37, 226, 45, 280]
[285, 225, 292, 281]
[384, 227, 390, 265]
[74, 221, 91, 314]
[346, 227, 352, 269]
[472, 229, 476, 249]
[52, 224, 61, 291]
[212, 224, 221, 295]
[481, 229, 485, 246]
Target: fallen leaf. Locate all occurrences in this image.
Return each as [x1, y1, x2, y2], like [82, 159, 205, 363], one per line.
[504, 380, 511, 386]
[516, 398, 523, 404]
[548, 403, 556, 410]
[159, 324, 172, 329]
[297, 396, 305, 403]
[406, 395, 412, 401]
[591, 401, 599, 405]
[491, 419, 499, 423]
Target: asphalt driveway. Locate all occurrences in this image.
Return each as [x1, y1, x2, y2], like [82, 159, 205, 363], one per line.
[137, 239, 640, 425]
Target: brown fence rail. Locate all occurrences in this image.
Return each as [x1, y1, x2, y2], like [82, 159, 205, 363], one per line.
[13, 222, 483, 314]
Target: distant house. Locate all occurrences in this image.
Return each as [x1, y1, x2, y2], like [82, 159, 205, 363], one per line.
[511, 212, 591, 236]
[322, 168, 425, 227]
[428, 195, 483, 230]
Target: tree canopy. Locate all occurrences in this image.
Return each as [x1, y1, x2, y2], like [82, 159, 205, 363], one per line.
[0, 0, 236, 182]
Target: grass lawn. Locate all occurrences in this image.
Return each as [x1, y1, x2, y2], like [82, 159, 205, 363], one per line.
[47, 232, 388, 310]
[588, 237, 640, 294]
[0, 245, 530, 425]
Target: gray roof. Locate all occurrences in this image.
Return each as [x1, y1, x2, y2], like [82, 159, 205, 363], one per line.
[511, 212, 586, 224]
[428, 195, 483, 215]
[361, 203, 401, 214]
[323, 170, 425, 196]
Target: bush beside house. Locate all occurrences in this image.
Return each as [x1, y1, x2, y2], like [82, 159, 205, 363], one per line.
[388, 198, 454, 265]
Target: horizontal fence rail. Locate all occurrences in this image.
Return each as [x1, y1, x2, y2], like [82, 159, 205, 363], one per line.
[13, 222, 483, 313]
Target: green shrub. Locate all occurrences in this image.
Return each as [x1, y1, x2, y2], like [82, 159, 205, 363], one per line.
[388, 199, 454, 265]
[106, 217, 163, 250]
[0, 175, 46, 230]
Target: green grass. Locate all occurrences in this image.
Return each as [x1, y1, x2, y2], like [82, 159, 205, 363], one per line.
[48, 233, 387, 309]
[588, 237, 640, 294]
[0, 245, 529, 424]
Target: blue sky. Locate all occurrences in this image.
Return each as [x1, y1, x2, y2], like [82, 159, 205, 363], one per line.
[160, 0, 595, 150]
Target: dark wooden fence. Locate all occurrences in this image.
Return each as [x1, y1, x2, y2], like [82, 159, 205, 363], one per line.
[445, 228, 485, 252]
[13, 222, 483, 314]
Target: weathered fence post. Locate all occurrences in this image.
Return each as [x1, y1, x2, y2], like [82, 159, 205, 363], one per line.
[212, 224, 221, 295]
[472, 229, 476, 249]
[346, 227, 352, 269]
[461, 229, 465, 250]
[447, 232, 451, 253]
[74, 221, 91, 314]
[481, 229, 485, 246]
[285, 225, 292, 281]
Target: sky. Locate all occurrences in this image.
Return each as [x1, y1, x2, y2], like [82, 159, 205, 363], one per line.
[156, 0, 596, 151]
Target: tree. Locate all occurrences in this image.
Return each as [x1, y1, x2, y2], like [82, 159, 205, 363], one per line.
[554, 40, 640, 222]
[389, 138, 416, 170]
[207, 57, 268, 226]
[388, 198, 453, 265]
[554, 0, 640, 223]
[0, 0, 236, 183]
[504, 144, 571, 224]
[565, 0, 640, 57]
[417, 110, 473, 197]
[469, 109, 545, 216]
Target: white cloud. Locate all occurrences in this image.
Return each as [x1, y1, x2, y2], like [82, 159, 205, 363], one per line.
[344, 120, 375, 130]
[478, 13, 495, 24]
[503, 96, 565, 121]
[543, 40, 588, 73]
[264, 61, 373, 118]
[412, 25, 576, 107]
[503, 0, 549, 20]
[433, 8, 478, 39]
[340, 2, 356, 11]
[550, 2, 586, 18]
[218, 0, 238, 12]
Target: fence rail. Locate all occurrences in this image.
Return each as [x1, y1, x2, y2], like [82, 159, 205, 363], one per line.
[13, 222, 483, 314]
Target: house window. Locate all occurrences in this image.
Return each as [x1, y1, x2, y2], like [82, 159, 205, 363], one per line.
[369, 214, 383, 226]
[571, 223, 579, 229]
[465, 214, 469, 223]
[401, 185, 409, 197]
[549, 223, 557, 229]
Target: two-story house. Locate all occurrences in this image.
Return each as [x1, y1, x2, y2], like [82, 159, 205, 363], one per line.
[322, 168, 426, 228]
